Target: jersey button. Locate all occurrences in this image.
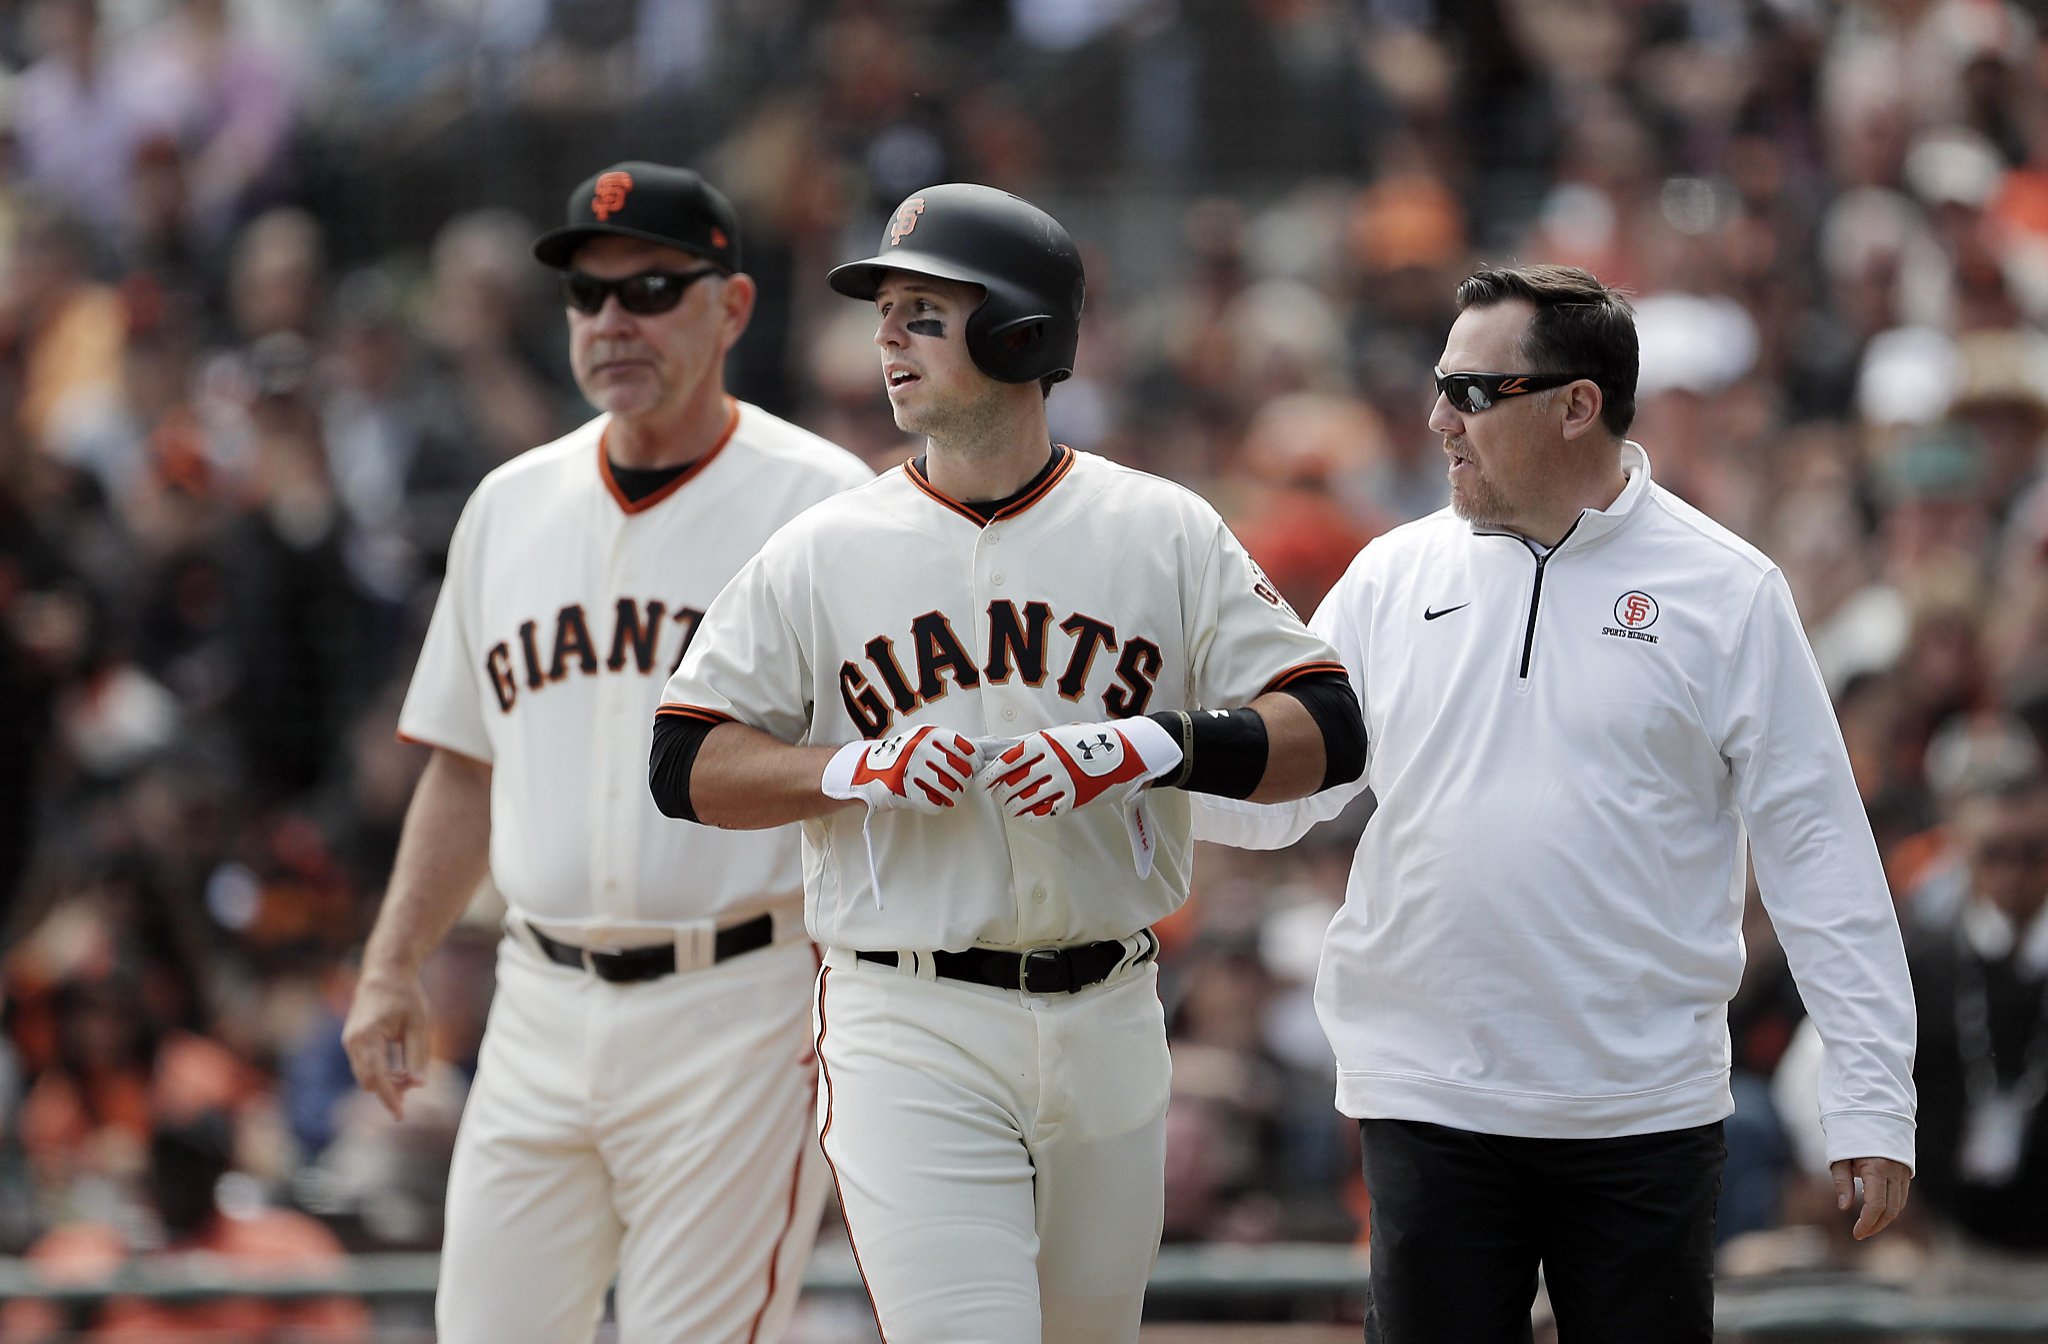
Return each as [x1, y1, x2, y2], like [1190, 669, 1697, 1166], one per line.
[1031, 887, 1047, 904]
[991, 573, 1005, 586]
[1003, 707, 1018, 722]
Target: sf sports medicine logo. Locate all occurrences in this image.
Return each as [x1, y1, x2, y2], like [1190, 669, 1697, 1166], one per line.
[889, 197, 927, 245]
[1601, 591, 1660, 645]
[591, 171, 633, 221]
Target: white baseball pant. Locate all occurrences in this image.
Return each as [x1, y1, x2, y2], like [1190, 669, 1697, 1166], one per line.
[438, 932, 828, 1343]
[814, 948, 1171, 1344]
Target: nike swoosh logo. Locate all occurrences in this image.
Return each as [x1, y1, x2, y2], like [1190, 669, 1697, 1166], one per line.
[1423, 603, 1470, 621]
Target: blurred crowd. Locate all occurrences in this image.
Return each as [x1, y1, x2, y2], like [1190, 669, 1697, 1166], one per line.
[2, 0, 2048, 1333]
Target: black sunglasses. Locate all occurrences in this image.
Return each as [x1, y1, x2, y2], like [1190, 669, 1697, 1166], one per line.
[1434, 367, 1588, 414]
[562, 268, 723, 316]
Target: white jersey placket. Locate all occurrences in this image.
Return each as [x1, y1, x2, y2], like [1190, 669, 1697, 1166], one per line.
[969, 511, 1067, 943]
[591, 499, 640, 924]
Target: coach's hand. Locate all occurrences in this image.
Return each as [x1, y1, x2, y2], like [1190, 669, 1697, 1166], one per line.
[981, 717, 1184, 877]
[822, 725, 981, 813]
[1833, 1156, 1911, 1239]
[343, 969, 432, 1121]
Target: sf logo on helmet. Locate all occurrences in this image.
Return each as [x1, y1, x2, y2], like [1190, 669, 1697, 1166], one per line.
[592, 171, 634, 222]
[889, 198, 926, 245]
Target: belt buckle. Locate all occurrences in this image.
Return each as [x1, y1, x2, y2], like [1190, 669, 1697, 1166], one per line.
[1018, 946, 1068, 994]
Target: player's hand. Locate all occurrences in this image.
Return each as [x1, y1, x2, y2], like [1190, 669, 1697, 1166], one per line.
[822, 725, 982, 814]
[342, 969, 432, 1121]
[982, 717, 1183, 817]
[1832, 1156, 1911, 1240]
[981, 717, 1183, 877]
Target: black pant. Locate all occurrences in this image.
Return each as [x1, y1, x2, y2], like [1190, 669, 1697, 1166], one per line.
[1360, 1117, 1724, 1344]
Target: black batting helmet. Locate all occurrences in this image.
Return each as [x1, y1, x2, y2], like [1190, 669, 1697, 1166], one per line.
[829, 184, 1085, 385]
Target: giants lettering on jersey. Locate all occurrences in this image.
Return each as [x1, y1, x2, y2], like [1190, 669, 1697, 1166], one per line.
[838, 599, 1164, 738]
[487, 598, 704, 712]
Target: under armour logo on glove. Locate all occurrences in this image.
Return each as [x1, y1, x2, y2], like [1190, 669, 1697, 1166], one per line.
[823, 725, 980, 812]
[822, 726, 984, 909]
[980, 716, 1183, 878]
[1072, 732, 1115, 763]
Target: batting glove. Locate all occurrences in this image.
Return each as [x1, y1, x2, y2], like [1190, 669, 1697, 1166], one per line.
[822, 725, 983, 908]
[981, 717, 1184, 878]
[822, 725, 981, 812]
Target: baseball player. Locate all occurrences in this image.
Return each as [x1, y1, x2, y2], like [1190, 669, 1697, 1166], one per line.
[341, 163, 871, 1344]
[649, 184, 1369, 1344]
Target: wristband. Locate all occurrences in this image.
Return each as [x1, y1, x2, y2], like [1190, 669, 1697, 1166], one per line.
[1145, 706, 1268, 799]
[1163, 711, 1196, 789]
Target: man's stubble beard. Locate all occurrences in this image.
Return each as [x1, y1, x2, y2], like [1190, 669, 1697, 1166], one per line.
[898, 381, 1012, 455]
[1446, 438, 1513, 529]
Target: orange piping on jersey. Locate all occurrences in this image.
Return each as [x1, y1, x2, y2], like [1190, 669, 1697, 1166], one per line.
[813, 967, 893, 1342]
[597, 398, 742, 515]
[902, 459, 987, 525]
[1261, 661, 1349, 694]
[989, 444, 1075, 520]
[744, 945, 824, 1344]
[904, 444, 1076, 527]
[653, 704, 735, 725]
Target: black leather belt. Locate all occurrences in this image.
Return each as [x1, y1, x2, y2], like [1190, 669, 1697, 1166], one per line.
[528, 914, 774, 983]
[855, 934, 1155, 995]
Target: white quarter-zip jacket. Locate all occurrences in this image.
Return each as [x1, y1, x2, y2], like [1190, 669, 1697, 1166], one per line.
[1197, 443, 1917, 1167]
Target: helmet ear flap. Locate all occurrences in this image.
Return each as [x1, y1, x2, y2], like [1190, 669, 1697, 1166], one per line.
[973, 312, 1051, 383]
[997, 319, 1044, 355]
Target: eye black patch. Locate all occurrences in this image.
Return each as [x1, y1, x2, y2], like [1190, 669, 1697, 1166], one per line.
[906, 319, 945, 337]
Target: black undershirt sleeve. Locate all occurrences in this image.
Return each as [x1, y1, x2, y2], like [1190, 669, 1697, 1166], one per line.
[1278, 671, 1368, 792]
[649, 713, 721, 823]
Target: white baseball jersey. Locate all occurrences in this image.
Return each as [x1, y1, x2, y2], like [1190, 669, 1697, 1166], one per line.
[400, 398, 867, 1344]
[658, 445, 1343, 951]
[399, 400, 872, 942]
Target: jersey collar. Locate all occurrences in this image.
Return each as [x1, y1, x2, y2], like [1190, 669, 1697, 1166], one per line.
[597, 398, 741, 516]
[1564, 440, 1652, 549]
[905, 443, 1075, 527]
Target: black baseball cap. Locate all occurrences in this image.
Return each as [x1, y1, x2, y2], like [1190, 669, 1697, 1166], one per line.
[532, 162, 742, 273]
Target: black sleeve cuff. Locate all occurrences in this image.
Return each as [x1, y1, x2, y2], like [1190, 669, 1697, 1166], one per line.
[1278, 671, 1367, 791]
[649, 713, 721, 823]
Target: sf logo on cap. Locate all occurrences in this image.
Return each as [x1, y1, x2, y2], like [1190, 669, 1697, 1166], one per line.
[889, 198, 926, 245]
[592, 171, 634, 222]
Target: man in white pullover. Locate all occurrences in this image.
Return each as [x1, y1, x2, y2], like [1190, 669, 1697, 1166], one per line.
[1197, 264, 1916, 1343]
